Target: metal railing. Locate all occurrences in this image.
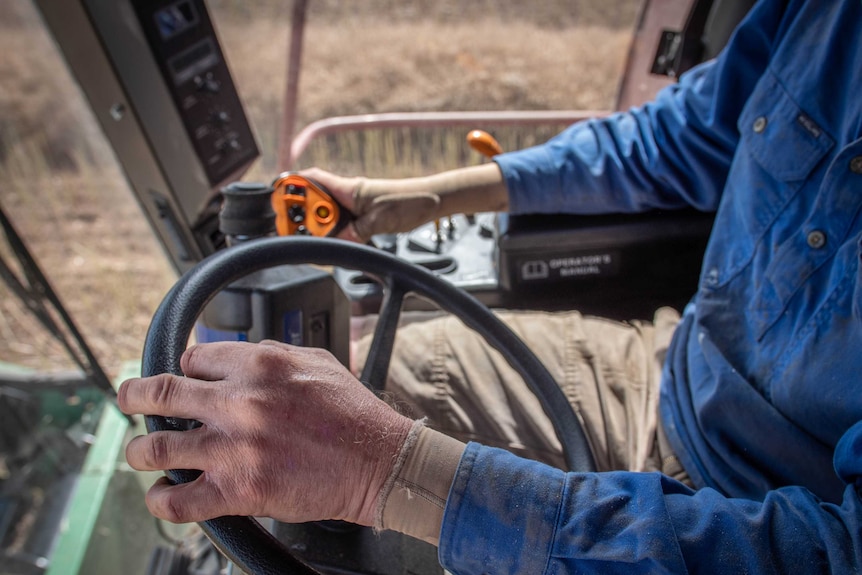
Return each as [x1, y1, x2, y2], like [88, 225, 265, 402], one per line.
[281, 110, 608, 170]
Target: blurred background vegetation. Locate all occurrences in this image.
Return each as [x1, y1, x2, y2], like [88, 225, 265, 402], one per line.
[0, 0, 639, 377]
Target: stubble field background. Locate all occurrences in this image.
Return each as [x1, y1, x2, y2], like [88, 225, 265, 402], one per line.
[0, 0, 639, 378]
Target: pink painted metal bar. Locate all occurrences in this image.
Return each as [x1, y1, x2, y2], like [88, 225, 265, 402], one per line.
[284, 110, 609, 169]
[277, 0, 308, 172]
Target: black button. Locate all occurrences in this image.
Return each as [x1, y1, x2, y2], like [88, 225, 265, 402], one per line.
[288, 204, 305, 223]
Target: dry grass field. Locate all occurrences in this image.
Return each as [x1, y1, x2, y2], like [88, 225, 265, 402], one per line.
[0, 0, 639, 379]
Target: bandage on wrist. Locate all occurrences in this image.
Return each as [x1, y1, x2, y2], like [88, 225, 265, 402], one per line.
[374, 421, 466, 546]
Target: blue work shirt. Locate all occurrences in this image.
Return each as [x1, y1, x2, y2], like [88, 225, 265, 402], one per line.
[441, 0, 862, 572]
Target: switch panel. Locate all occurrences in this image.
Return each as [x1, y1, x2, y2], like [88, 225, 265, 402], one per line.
[131, 0, 258, 186]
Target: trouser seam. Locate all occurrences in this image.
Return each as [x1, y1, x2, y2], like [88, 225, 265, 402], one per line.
[431, 317, 451, 423]
[563, 317, 604, 471]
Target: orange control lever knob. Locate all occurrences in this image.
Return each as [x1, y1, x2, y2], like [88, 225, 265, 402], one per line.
[271, 173, 350, 238]
[467, 129, 504, 158]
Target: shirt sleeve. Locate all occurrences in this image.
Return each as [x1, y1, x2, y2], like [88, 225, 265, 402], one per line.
[493, 0, 786, 217]
[439, 425, 862, 575]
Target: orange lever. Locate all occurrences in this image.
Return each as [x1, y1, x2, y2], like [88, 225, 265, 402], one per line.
[271, 173, 350, 237]
[467, 129, 504, 158]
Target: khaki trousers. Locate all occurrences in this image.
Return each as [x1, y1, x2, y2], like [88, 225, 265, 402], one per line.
[353, 307, 689, 480]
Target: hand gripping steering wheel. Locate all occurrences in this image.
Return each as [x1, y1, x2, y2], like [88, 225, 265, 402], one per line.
[142, 236, 596, 575]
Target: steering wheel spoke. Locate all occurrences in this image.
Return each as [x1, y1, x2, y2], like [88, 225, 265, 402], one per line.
[359, 278, 407, 390]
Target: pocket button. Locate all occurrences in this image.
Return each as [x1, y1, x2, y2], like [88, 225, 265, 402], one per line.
[807, 230, 827, 249]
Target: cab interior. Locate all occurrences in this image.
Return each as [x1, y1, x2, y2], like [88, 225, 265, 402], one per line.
[0, 0, 752, 573]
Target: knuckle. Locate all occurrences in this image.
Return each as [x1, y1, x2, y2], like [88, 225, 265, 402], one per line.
[148, 374, 180, 409]
[161, 495, 189, 524]
[146, 434, 170, 469]
[308, 346, 334, 361]
[236, 386, 277, 422]
[180, 345, 199, 375]
[117, 379, 132, 411]
[257, 338, 284, 350]
[354, 219, 372, 241]
[251, 344, 290, 376]
[124, 436, 145, 470]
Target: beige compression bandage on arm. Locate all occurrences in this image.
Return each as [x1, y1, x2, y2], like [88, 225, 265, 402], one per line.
[351, 163, 509, 241]
[374, 422, 467, 546]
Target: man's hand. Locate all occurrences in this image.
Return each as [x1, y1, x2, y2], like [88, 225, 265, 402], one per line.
[118, 340, 414, 526]
[301, 164, 508, 243]
[300, 167, 441, 243]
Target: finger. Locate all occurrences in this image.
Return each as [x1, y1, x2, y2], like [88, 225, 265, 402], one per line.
[125, 429, 214, 472]
[258, 339, 292, 350]
[145, 475, 231, 523]
[335, 221, 364, 243]
[118, 374, 223, 420]
[329, 184, 356, 211]
[180, 341, 254, 381]
[299, 167, 357, 210]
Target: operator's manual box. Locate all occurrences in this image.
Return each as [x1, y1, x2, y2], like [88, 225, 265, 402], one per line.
[494, 210, 713, 318]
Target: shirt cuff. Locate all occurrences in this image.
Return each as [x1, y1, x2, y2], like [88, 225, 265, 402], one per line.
[439, 443, 566, 575]
[495, 146, 564, 215]
[379, 425, 466, 545]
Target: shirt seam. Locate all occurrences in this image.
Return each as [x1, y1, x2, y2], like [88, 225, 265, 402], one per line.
[772, 265, 854, 382]
[542, 476, 568, 575]
[755, 205, 862, 341]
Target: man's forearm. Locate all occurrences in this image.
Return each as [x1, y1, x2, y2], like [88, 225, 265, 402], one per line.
[351, 163, 509, 240]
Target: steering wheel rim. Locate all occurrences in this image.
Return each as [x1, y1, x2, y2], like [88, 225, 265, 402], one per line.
[142, 236, 595, 575]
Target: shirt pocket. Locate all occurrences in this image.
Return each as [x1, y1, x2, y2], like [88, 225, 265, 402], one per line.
[700, 69, 835, 290]
[738, 70, 834, 182]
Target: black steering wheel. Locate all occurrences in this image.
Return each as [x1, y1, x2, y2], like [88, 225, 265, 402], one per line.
[142, 236, 595, 575]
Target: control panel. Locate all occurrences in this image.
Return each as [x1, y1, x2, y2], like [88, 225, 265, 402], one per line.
[131, 0, 257, 186]
[335, 212, 500, 314]
[34, 0, 259, 272]
[336, 210, 713, 320]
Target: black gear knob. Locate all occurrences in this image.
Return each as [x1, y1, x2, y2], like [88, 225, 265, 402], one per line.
[219, 182, 276, 240]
